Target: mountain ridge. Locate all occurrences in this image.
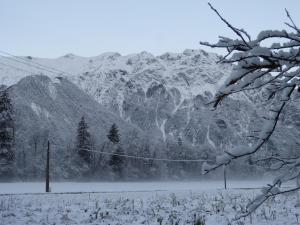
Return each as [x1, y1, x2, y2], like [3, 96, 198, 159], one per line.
[1, 48, 298, 180]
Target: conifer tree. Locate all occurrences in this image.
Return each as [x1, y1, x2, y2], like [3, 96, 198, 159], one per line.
[76, 116, 92, 163]
[107, 123, 124, 178]
[107, 123, 120, 144]
[0, 89, 15, 178]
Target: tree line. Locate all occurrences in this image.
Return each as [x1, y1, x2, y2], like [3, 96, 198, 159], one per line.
[0, 88, 15, 178]
[0, 88, 259, 181]
[76, 116, 125, 179]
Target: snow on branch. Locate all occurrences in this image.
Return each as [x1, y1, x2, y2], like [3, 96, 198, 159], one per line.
[236, 181, 300, 219]
[201, 3, 300, 218]
[202, 85, 296, 174]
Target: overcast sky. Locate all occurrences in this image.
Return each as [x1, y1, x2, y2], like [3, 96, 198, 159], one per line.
[1, 0, 300, 58]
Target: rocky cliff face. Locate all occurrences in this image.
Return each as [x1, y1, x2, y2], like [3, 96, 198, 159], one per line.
[9, 75, 162, 179]
[1, 49, 240, 148]
[68, 49, 254, 151]
[0, 49, 298, 179]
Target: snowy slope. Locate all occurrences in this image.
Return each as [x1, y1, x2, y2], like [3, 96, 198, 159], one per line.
[10, 75, 165, 179]
[0, 49, 229, 97]
[0, 50, 283, 146]
[1, 49, 298, 180]
[0, 49, 237, 146]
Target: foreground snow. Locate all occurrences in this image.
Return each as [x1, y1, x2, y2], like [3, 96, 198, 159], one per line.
[0, 181, 299, 225]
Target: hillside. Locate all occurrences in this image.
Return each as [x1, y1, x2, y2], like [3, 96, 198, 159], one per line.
[0, 49, 298, 180]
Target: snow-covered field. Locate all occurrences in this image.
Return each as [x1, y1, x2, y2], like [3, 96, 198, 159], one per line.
[0, 181, 299, 225]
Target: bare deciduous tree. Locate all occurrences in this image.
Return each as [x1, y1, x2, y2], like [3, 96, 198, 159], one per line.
[200, 3, 300, 218]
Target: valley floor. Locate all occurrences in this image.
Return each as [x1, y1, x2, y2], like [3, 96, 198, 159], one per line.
[0, 181, 299, 225]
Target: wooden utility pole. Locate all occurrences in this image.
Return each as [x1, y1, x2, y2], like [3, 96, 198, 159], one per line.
[45, 140, 50, 192]
[223, 164, 227, 190]
[221, 143, 228, 190]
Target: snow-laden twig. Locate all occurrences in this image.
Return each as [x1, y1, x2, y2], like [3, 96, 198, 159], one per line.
[201, 3, 300, 218]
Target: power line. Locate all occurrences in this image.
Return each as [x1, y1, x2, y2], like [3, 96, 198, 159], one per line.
[0, 56, 56, 75]
[0, 50, 75, 77]
[47, 142, 208, 162]
[0, 53, 68, 77]
[0, 62, 35, 75]
[0, 50, 74, 76]
[75, 146, 208, 162]
[14, 138, 205, 163]
[19, 140, 208, 162]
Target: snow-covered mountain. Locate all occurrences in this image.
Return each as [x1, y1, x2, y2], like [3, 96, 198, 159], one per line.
[1, 49, 298, 180]
[0, 49, 234, 145]
[0, 49, 229, 95]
